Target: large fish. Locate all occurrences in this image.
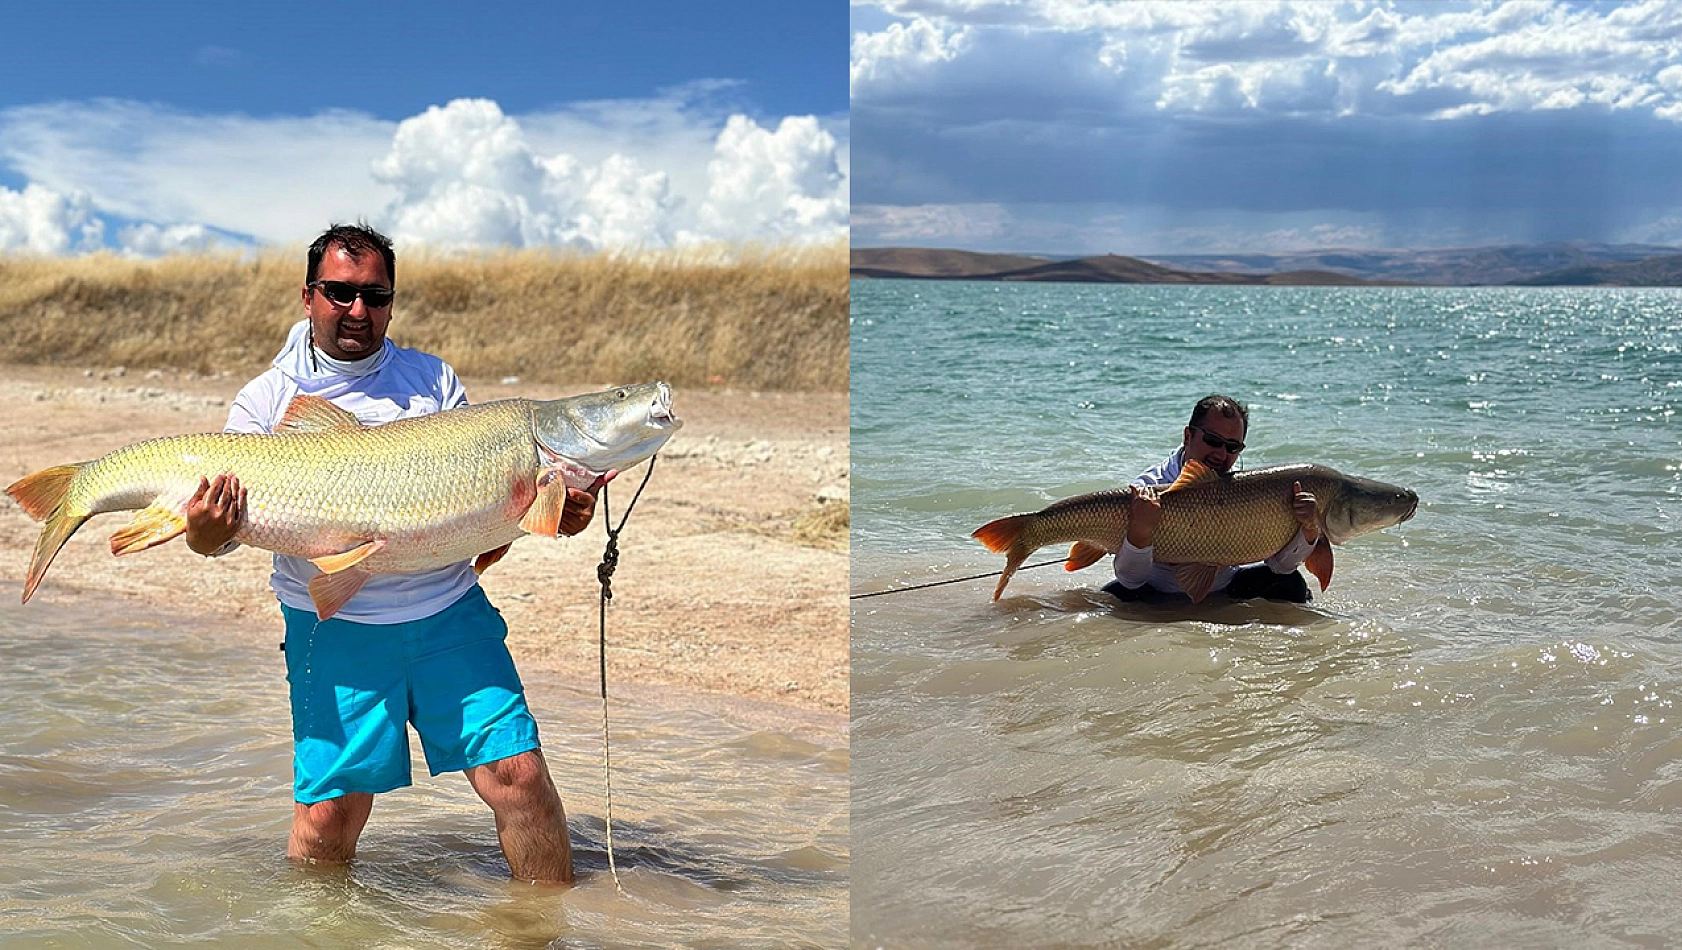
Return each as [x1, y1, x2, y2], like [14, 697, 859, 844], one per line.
[972, 460, 1418, 602]
[6, 382, 681, 618]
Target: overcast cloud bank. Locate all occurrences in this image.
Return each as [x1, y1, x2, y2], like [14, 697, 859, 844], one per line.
[851, 0, 1682, 254]
[0, 95, 848, 256]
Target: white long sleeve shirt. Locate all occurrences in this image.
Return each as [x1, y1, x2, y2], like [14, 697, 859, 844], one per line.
[1112, 446, 1317, 594]
[220, 320, 477, 623]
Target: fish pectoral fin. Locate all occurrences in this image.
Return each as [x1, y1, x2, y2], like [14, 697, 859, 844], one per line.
[1305, 537, 1334, 591]
[308, 567, 372, 620]
[109, 504, 189, 556]
[308, 539, 387, 574]
[1175, 563, 1222, 603]
[1165, 457, 1221, 493]
[1065, 541, 1110, 572]
[278, 395, 363, 433]
[519, 478, 570, 538]
[474, 543, 514, 575]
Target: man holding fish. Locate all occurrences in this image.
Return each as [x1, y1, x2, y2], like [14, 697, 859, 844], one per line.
[186, 224, 599, 884]
[1106, 394, 1321, 603]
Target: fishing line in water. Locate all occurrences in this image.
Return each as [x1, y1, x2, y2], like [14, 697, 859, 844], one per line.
[594, 454, 658, 894]
[849, 558, 1066, 599]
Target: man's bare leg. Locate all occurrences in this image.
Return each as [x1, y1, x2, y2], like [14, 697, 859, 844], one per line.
[465, 749, 573, 884]
[289, 793, 374, 864]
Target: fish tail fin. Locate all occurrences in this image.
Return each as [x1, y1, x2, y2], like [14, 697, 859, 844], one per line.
[992, 548, 1028, 602]
[7, 464, 88, 604]
[22, 509, 90, 604]
[973, 515, 1031, 601]
[6, 464, 83, 522]
[971, 514, 1026, 553]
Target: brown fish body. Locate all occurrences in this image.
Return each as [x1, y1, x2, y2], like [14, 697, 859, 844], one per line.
[973, 462, 1418, 601]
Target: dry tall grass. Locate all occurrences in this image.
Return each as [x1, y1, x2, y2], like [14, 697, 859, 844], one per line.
[0, 243, 848, 391]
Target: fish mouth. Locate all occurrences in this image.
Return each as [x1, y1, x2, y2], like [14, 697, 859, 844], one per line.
[649, 383, 681, 428]
[1400, 494, 1419, 523]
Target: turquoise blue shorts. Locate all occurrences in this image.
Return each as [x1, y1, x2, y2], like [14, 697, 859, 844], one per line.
[281, 585, 540, 804]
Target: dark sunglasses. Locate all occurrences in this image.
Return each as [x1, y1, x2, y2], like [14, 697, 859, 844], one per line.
[1192, 425, 1245, 454]
[309, 279, 394, 308]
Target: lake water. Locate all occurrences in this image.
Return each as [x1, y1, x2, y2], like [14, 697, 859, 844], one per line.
[0, 595, 847, 949]
[851, 281, 1682, 948]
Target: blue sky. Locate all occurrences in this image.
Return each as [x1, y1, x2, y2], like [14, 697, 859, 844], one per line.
[850, 0, 1682, 255]
[0, 2, 848, 254]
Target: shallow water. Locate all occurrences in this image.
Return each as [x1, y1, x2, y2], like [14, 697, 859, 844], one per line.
[0, 595, 847, 949]
[852, 282, 1682, 947]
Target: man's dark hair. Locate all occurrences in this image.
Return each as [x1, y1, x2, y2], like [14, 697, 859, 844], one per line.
[1188, 394, 1248, 433]
[306, 223, 396, 286]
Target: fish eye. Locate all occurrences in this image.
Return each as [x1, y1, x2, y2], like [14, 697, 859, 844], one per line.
[615, 389, 628, 399]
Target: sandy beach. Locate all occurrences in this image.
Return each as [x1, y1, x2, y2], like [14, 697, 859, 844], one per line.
[0, 363, 847, 737]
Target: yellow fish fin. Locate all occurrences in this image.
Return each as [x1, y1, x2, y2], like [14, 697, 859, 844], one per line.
[1165, 457, 1219, 493]
[1175, 563, 1221, 603]
[20, 510, 90, 604]
[278, 395, 363, 433]
[308, 567, 373, 620]
[474, 543, 513, 575]
[519, 477, 570, 538]
[1065, 540, 1110, 572]
[1305, 537, 1334, 591]
[6, 463, 83, 522]
[309, 539, 387, 574]
[109, 504, 189, 556]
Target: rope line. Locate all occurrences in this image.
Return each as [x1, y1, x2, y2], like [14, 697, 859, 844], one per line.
[848, 557, 1066, 599]
[595, 454, 658, 894]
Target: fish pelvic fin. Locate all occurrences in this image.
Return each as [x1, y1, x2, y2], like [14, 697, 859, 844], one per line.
[1066, 540, 1110, 572]
[1305, 537, 1334, 592]
[972, 514, 1031, 600]
[6, 463, 83, 522]
[308, 567, 373, 620]
[308, 539, 387, 575]
[1175, 563, 1221, 603]
[474, 543, 513, 575]
[278, 395, 363, 433]
[1166, 457, 1219, 492]
[109, 504, 189, 556]
[21, 509, 90, 604]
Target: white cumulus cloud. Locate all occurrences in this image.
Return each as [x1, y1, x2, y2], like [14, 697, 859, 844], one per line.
[0, 183, 103, 254]
[686, 115, 849, 244]
[0, 94, 849, 256]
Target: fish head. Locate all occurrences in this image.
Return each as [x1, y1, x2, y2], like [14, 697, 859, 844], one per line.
[531, 382, 682, 478]
[1319, 471, 1418, 545]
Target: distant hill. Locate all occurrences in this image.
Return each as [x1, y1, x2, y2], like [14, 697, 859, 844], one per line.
[850, 247, 1404, 286]
[1142, 241, 1682, 286]
[1509, 254, 1682, 286]
[848, 247, 1051, 279]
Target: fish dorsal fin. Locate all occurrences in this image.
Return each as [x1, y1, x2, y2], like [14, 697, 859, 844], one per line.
[1165, 457, 1219, 493]
[279, 395, 363, 433]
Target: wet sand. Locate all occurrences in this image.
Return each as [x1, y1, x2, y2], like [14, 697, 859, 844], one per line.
[0, 363, 847, 738]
